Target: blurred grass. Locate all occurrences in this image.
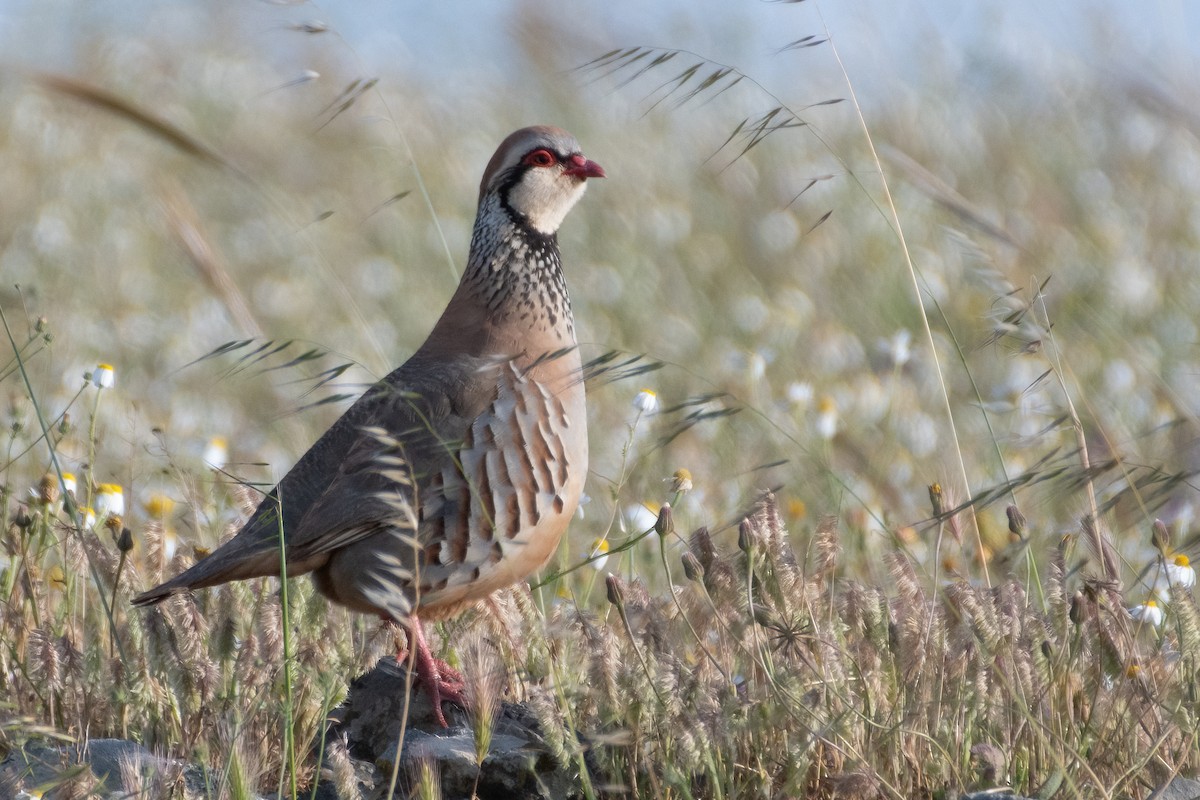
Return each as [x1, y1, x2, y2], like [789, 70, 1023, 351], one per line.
[2, 3, 1200, 798]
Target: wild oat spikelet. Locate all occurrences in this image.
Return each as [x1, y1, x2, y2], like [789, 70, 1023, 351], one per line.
[1170, 587, 1200, 656]
[411, 757, 442, 800]
[53, 763, 100, 800]
[257, 594, 284, 663]
[526, 690, 569, 765]
[117, 748, 148, 799]
[58, 631, 84, 690]
[229, 481, 260, 519]
[811, 514, 841, 578]
[1081, 515, 1119, 581]
[29, 628, 62, 695]
[886, 553, 923, 609]
[171, 593, 212, 665]
[689, 525, 716, 571]
[462, 633, 504, 765]
[326, 735, 363, 800]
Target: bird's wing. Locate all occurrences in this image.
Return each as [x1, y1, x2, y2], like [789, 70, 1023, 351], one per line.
[132, 355, 497, 601]
[280, 365, 493, 563]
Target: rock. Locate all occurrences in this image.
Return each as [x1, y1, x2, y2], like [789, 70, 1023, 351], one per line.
[334, 657, 585, 800]
[0, 658, 587, 800]
[0, 737, 206, 798]
[1151, 776, 1200, 800]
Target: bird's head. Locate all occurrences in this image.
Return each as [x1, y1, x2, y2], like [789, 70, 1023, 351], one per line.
[479, 126, 606, 235]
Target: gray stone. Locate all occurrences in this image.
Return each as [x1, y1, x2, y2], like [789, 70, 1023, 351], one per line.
[0, 737, 204, 799]
[1151, 776, 1200, 800]
[0, 658, 588, 800]
[334, 657, 585, 800]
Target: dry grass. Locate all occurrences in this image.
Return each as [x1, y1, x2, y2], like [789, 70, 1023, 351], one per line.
[2, 4, 1200, 799]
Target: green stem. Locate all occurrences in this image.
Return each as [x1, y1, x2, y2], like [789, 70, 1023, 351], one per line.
[274, 491, 299, 800]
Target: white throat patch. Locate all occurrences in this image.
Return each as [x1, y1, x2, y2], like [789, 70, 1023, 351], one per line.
[507, 169, 589, 235]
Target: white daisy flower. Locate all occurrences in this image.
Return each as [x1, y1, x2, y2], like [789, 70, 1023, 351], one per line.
[95, 484, 124, 519]
[622, 501, 660, 535]
[93, 363, 115, 389]
[1129, 599, 1164, 628]
[1166, 554, 1195, 589]
[585, 537, 610, 570]
[204, 436, 229, 471]
[633, 389, 659, 414]
[816, 395, 838, 440]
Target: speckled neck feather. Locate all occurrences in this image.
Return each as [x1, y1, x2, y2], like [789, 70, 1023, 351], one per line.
[460, 191, 574, 345]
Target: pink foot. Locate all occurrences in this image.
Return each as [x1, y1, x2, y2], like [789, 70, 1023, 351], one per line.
[400, 620, 467, 727]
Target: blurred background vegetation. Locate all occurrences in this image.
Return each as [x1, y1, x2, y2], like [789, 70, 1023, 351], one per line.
[5, 2, 1200, 796]
[2, 0, 1199, 637]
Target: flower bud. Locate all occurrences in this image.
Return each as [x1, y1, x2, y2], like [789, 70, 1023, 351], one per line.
[738, 519, 756, 553]
[751, 604, 775, 627]
[1006, 505, 1026, 538]
[1069, 591, 1085, 626]
[655, 503, 674, 538]
[928, 483, 944, 517]
[1151, 519, 1170, 554]
[681, 552, 704, 582]
[605, 573, 624, 608]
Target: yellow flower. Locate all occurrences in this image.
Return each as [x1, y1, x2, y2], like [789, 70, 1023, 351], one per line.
[786, 497, 807, 521]
[144, 493, 176, 519]
[670, 468, 693, 494]
[46, 564, 67, 592]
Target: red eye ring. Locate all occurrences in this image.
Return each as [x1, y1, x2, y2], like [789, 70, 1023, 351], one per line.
[523, 149, 557, 168]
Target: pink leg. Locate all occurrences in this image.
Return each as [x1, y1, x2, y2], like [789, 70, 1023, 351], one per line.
[401, 617, 467, 727]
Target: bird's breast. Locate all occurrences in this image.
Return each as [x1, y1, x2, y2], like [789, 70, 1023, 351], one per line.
[415, 354, 587, 614]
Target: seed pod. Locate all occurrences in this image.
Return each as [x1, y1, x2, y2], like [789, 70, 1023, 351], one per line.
[928, 483, 944, 517]
[1069, 591, 1085, 626]
[1151, 519, 1170, 554]
[655, 503, 674, 538]
[1006, 505, 1026, 538]
[605, 574, 624, 608]
[738, 519, 755, 554]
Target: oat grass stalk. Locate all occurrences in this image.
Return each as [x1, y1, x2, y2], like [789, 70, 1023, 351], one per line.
[273, 493, 299, 800]
[813, 6, 989, 583]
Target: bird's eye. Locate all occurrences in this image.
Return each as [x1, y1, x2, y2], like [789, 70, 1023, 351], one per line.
[523, 149, 557, 168]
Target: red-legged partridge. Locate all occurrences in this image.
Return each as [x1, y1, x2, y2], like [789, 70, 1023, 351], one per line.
[134, 126, 603, 726]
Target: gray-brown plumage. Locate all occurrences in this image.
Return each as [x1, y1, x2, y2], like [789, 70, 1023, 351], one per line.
[133, 126, 604, 725]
